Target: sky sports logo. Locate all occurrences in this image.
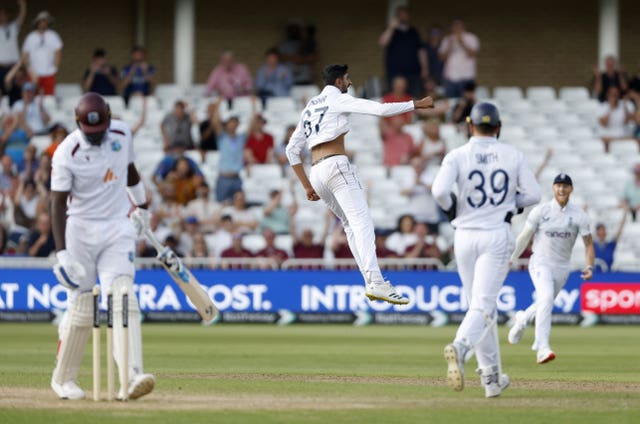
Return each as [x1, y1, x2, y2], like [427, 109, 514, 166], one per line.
[581, 283, 640, 314]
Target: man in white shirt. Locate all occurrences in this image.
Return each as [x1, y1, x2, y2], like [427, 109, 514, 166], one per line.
[508, 174, 594, 364]
[21, 10, 62, 95]
[12, 81, 49, 136]
[286, 63, 434, 304]
[439, 19, 480, 98]
[432, 102, 541, 398]
[0, 0, 26, 92]
[50, 93, 155, 400]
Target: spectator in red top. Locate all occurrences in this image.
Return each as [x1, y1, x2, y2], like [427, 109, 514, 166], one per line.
[244, 114, 274, 166]
[382, 76, 413, 125]
[382, 115, 415, 166]
[255, 228, 288, 269]
[293, 227, 325, 259]
[330, 221, 356, 269]
[403, 222, 441, 261]
[220, 232, 254, 269]
[375, 230, 398, 259]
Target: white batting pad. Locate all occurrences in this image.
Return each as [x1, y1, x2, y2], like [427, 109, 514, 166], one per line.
[52, 291, 93, 384]
[112, 276, 143, 384]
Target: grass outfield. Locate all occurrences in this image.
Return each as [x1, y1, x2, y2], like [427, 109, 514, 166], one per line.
[1, 323, 639, 423]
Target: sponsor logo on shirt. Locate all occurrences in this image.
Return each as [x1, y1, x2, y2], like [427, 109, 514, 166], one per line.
[103, 168, 117, 183]
[545, 230, 572, 238]
[111, 141, 122, 151]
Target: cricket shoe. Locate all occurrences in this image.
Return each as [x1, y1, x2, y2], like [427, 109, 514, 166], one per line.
[444, 342, 467, 391]
[477, 365, 510, 398]
[51, 379, 85, 400]
[365, 281, 409, 305]
[508, 310, 528, 345]
[537, 348, 556, 364]
[118, 373, 156, 400]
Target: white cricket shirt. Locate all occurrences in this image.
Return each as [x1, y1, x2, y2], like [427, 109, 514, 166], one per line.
[51, 119, 135, 220]
[526, 199, 591, 266]
[432, 136, 541, 229]
[286, 85, 414, 165]
[22, 29, 63, 76]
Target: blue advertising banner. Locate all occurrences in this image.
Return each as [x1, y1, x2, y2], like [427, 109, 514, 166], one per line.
[2, 269, 640, 323]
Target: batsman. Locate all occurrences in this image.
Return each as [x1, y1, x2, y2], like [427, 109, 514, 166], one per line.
[50, 92, 155, 400]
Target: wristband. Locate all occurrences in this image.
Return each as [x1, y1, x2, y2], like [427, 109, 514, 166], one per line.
[586, 266, 593, 271]
[126, 180, 147, 206]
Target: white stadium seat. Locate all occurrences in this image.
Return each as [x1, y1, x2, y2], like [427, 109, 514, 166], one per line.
[559, 86, 589, 102]
[526, 86, 556, 101]
[493, 86, 523, 102]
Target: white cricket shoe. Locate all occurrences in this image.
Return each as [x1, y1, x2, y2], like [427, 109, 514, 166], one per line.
[118, 373, 156, 400]
[444, 342, 466, 391]
[365, 281, 409, 305]
[537, 348, 556, 364]
[51, 379, 85, 400]
[477, 366, 510, 398]
[508, 310, 527, 345]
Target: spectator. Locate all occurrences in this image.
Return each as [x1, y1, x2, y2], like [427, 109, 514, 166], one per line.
[18, 143, 37, 178]
[177, 215, 200, 257]
[0, 154, 18, 196]
[378, 5, 426, 97]
[416, 76, 450, 121]
[82, 48, 119, 95]
[198, 102, 218, 163]
[220, 232, 253, 269]
[222, 190, 258, 233]
[187, 232, 211, 260]
[205, 51, 252, 102]
[416, 119, 446, 166]
[33, 151, 51, 191]
[26, 210, 54, 257]
[206, 214, 234, 258]
[593, 55, 628, 103]
[382, 76, 414, 126]
[44, 122, 68, 159]
[152, 154, 203, 187]
[161, 100, 197, 152]
[622, 164, 640, 221]
[277, 21, 315, 86]
[275, 124, 310, 173]
[244, 114, 274, 166]
[121, 45, 155, 106]
[0, 0, 26, 93]
[422, 25, 444, 85]
[400, 156, 442, 229]
[330, 221, 355, 267]
[385, 214, 418, 256]
[21, 11, 62, 95]
[0, 112, 29, 167]
[375, 230, 398, 259]
[12, 178, 39, 231]
[12, 81, 50, 136]
[293, 227, 325, 260]
[162, 156, 203, 206]
[182, 184, 220, 233]
[439, 19, 479, 98]
[381, 115, 415, 167]
[593, 209, 627, 272]
[597, 86, 637, 153]
[261, 189, 295, 234]
[403, 222, 442, 262]
[255, 228, 289, 268]
[3, 57, 33, 106]
[0, 185, 15, 233]
[451, 81, 477, 124]
[255, 48, 293, 106]
[163, 234, 184, 257]
[0, 223, 7, 254]
[209, 98, 248, 203]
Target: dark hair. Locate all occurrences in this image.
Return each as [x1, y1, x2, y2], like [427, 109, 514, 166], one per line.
[596, 223, 606, 231]
[396, 214, 416, 232]
[265, 47, 279, 58]
[131, 45, 145, 54]
[93, 48, 106, 58]
[322, 64, 348, 86]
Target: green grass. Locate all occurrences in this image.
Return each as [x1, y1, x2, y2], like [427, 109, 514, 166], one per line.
[1, 323, 639, 423]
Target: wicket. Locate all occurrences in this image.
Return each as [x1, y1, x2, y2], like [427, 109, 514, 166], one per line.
[92, 285, 129, 401]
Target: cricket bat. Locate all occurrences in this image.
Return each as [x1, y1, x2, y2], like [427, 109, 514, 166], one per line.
[144, 229, 219, 323]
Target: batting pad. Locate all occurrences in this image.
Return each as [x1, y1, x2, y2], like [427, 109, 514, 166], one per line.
[52, 291, 93, 384]
[112, 276, 143, 385]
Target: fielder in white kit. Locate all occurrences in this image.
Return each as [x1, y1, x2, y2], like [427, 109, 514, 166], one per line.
[50, 92, 155, 400]
[286, 64, 434, 304]
[432, 102, 541, 397]
[508, 173, 594, 364]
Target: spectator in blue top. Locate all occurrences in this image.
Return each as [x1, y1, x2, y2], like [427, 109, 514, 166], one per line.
[593, 208, 627, 272]
[120, 45, 155, 106]
[210, 97, 249, 203]
[82, 48, 119, 95]
[256, 48, 293, 107]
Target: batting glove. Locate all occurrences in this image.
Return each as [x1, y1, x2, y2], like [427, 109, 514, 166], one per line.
[53, 250, 87, 289]
[130, 207, 152, 239]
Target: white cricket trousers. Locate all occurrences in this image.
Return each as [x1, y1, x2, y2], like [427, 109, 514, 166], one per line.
[309, 155, 383, 284]
[453, 225, 513, 368]
[523, 262, 570, 351]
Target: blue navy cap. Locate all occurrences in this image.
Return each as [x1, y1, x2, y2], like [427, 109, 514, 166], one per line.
[553, 173, 573, 186]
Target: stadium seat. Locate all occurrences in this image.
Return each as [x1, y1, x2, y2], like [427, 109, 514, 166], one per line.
[493, 86, 523, 102]
[247, 164, 283, 180]
[290, 85, 320, 106]
[103, 96, 126, 115]
[559, 87, 589, 102]
[265, 97, 297, 113]
[475, 85, 490, 100]
[242, 234, 266, 254]
[274, 234, 294, 256]
[608, 139, 639, 156]
[389, 165, 414, 183]
[358, 165, 388, 183]
[56, 83, 83, 99]
[526, 86, 556, 101]
[30, 135, 50, 154]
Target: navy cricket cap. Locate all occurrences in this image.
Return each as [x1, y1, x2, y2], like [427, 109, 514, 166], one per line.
[467, 102, 501, 127]
[553, 173, 573, 186]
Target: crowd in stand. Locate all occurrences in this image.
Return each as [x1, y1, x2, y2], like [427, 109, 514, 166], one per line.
[0, 3, 639, 272]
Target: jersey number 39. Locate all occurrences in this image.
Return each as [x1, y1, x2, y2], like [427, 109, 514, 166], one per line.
[467, 169, 509, 208]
